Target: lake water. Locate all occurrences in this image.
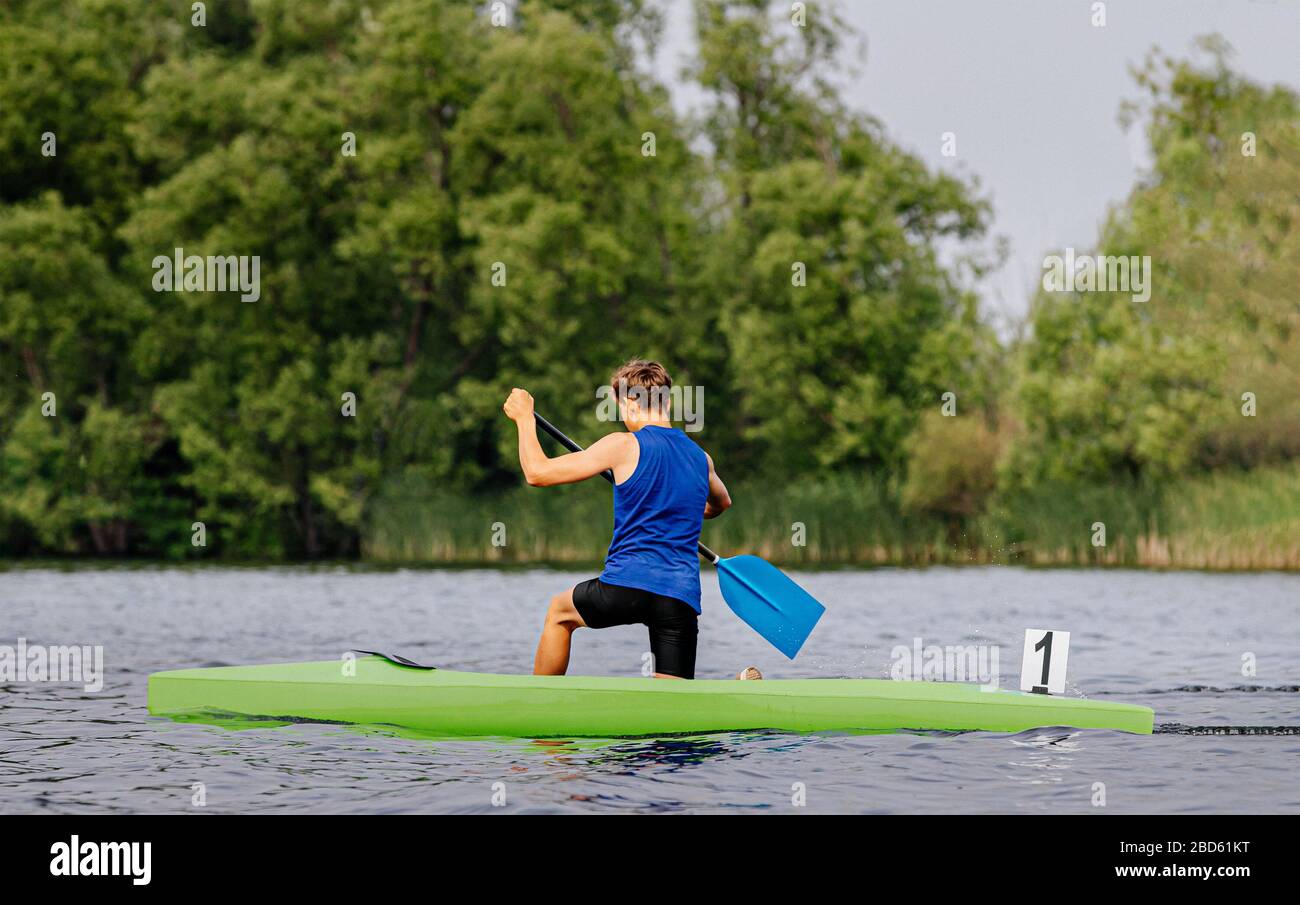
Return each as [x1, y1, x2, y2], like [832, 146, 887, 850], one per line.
[2, 565, 1297, 814]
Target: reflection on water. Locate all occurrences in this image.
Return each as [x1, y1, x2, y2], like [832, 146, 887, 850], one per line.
[2, 565, 1298, 813]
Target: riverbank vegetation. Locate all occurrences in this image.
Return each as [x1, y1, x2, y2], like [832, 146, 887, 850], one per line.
[366, 464, 1300, 571]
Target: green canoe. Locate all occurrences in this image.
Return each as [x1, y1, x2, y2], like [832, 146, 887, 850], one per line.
[147, 656, 1154, 736]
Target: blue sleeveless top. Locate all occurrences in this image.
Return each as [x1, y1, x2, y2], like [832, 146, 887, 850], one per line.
[600, 426, 709, 612]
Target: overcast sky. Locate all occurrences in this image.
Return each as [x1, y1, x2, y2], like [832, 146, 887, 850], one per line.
[652, 0, 1299, 329]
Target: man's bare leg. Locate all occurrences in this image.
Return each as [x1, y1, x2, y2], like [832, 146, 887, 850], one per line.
[533, 588, 587, 675]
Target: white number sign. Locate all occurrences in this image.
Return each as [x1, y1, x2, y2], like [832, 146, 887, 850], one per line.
[1020, 628, 1070, 694]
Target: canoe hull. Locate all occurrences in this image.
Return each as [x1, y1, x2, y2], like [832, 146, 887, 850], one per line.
[147, 657, 1155, 737]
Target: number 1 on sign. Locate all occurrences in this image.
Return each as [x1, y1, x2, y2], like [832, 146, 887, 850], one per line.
[1020, 628, 1070, 694]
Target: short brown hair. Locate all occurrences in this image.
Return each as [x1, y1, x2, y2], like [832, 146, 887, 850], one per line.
[610, 359, 672, 411]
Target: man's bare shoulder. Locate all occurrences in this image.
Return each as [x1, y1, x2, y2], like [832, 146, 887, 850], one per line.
[590, 431, 637, 454]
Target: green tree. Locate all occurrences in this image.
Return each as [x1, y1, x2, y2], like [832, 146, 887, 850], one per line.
[691, 1, 995, 475]
[1004, 38, 1300, 487]
[0, 0, 1007, 559]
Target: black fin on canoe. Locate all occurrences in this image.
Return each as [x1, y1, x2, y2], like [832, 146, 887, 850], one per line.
[350, 649, 437, 670]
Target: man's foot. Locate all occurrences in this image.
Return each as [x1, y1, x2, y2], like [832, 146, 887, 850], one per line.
[737, 666, 763, 680]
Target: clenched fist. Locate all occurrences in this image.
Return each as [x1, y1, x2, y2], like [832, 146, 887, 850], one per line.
[503, 388, 534, 422]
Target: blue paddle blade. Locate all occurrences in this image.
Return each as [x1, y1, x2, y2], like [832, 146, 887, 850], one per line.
[715, 555, 825, 659]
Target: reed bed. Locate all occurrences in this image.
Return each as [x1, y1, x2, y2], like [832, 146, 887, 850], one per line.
[364, 466, 1300, 570]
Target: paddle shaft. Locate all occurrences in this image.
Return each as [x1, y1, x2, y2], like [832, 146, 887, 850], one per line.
[532, 412, 721, 564]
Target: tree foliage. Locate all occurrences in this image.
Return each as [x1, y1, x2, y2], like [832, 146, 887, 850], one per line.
[23, 4, 1287, 559]
[1004, 38, 1300, 487]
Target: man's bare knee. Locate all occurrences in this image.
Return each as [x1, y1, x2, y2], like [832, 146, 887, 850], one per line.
[546, 593, 583, 631]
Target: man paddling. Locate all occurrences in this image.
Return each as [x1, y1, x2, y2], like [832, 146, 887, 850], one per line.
[503, 360, 749, 680]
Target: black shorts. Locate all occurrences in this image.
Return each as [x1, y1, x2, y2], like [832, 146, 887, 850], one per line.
[571, 578, 699, 679]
